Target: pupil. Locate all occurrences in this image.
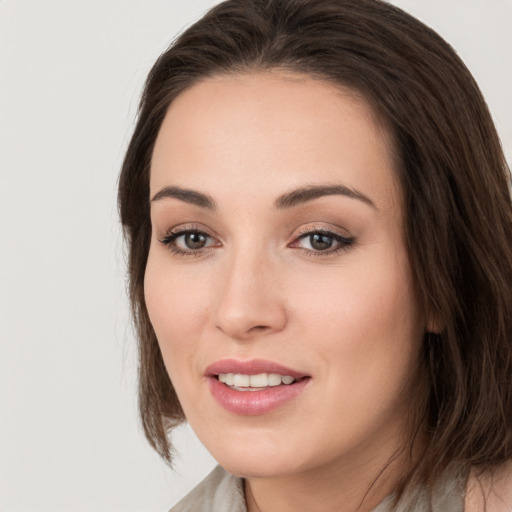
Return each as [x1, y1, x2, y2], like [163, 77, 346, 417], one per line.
[311, 233, 332, 250]
[185, 232, 206, 249]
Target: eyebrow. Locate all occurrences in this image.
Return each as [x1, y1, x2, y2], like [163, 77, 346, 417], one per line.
[151, 183, 377, 211]
[274, 184, 377, 210]
[151, 186, 216, 209]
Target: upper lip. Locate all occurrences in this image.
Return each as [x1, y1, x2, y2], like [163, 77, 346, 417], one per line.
[205, 359, 308, 379]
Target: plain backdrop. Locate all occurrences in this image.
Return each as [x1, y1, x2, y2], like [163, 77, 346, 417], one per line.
[0, 1, 510, 511]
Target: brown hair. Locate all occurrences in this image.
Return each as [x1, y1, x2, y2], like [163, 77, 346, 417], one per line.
[118, 0, 512, 495]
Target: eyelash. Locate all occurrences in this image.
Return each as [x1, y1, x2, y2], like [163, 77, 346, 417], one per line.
[292, 229, 356, 256]
[158, 226, 356, 258]
[159, 227, 217, 258]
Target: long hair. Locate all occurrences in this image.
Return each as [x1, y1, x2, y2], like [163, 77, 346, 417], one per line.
[118, 0, 512, 496]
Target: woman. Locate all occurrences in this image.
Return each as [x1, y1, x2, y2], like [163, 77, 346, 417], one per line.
[118, 0, 512, 510]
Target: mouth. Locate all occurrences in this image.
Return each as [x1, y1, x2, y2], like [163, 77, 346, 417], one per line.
[216, 372, 304, 391]
[205, 359, 310, 415]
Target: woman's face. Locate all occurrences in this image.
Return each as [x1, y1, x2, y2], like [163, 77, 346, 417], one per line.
[146, 71, 425, 479]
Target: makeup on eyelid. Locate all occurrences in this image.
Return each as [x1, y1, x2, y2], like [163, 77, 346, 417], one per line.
[157, 223, 357, 257]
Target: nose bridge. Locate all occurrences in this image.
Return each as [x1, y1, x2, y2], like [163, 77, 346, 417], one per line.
[214, 241, 286, 340]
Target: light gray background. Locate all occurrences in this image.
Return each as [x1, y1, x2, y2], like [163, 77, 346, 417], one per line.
[1, 1, 510, 511]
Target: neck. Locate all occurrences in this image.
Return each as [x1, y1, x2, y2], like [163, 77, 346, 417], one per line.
[244, 433, 421, 512]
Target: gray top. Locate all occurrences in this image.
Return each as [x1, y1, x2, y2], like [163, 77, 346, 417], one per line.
[169, 465, 466, 512]
[170, 466, 246, 512]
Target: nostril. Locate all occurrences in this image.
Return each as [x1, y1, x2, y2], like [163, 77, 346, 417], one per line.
[249, 325, 271, 334]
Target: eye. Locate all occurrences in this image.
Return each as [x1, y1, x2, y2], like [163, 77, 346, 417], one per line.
[159, 228, 219, 256]
[291, 229, 355, 255]
[303, 233, 336, 251]
[176, 231, 210, 250]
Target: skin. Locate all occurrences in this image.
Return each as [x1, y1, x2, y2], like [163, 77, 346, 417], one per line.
[145, 71, 429, 512]
[465, 463, 512, 512]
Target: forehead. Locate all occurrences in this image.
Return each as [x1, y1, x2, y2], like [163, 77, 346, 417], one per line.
[150, 70, 400, 213]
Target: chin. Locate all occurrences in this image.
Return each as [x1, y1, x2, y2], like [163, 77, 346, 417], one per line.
[200, 432, 316, 479]
[218, 456, 300, 479]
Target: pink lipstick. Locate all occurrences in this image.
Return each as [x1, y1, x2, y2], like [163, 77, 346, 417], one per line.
[205, 359, 310, 415]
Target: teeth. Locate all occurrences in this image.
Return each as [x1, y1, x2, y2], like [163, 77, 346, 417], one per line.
[217, 373, 296, 388]
[249, 373, 268, 387]
[267, 373, 282, 386]
[233, 374, 250, 387]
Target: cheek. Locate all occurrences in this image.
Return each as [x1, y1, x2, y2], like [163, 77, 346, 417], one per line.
[289, 264, 423, 447]
[289, 253, 422, 381]
[144, 250, 213, 374]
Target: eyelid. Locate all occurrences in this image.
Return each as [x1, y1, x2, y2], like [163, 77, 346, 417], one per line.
[159, 222, 218, 240]
[292, 222, 352, 240]
[157, 222, 355, 257]
[158, 223, 221, 256]
[288, 223, 356, 255]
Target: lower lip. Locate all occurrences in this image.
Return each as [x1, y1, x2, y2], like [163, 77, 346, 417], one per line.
[208, 377, 310, 415]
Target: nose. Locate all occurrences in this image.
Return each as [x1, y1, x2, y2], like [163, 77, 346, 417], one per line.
[214, 250, 287, 342]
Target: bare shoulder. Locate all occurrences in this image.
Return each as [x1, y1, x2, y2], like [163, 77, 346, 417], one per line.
[465, 461, 512, 512]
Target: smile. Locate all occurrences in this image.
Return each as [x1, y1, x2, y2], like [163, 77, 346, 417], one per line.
[206, 359, 310, 415]
[217, 372, 297, 389]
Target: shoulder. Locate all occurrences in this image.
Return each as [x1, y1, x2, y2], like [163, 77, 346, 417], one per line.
[169, 465, 246, 512]
[465, 461, 512, 512]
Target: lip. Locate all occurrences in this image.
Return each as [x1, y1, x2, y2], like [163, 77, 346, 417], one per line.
[205, 358, 307, 379]
[205, 359, 310, 415]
